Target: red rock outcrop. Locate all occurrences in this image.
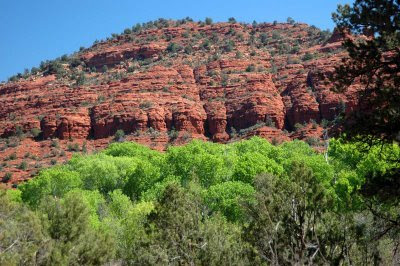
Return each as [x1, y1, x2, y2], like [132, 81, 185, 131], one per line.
[0, 21, 356, 184]
[81, 43, 166, 68]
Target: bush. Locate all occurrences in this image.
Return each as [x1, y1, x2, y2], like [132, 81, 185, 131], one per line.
[31, 67, 40, 75]
[47, 61, 66, 78]
[228, 17, 236, 23]
[265, 116, 276, 128]
[246, 64, 256, 72]
[294, 123, 304, 131]
[168, 129, 179, 141]
[7, 152, 17, 161]
[18, 161, 28, 170]
[305, 137, 321, 146]
[302, 52, 314, 61]
[272, 31, 281, 40]
[67, 143, 80, 152]
[321, 119, 329, 128]
[205, 17, 213, 25]
[287, 17, 295, 24]
[2, 172, 12, 183]
[30, 128, 41, 138]
[291, 46, 300, 54]
[15, 126, 24, 138]
[184, 45, 193, 54]
[260, 33, 268, 45]
[166, 42, 181, 53]
[127, 65, 136, 73]
[114, 129, 125, 142]
[139, 101, 153, 110]
[201, 39, 211, 50]
[223, 40, 235, 52]
[75, 72, 86, 86]
[51, 139, 59, 148]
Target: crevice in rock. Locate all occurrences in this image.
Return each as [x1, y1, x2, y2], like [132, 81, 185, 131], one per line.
[88, 107, 96, 139]
[203, 116, 212, 139]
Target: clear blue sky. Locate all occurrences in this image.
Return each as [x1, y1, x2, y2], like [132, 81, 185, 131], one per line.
[0, 0, 353, 82]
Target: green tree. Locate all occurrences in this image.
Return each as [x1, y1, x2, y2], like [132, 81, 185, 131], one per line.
[332, 0, 400, 155]
[39, 191, 115, 265]
[0, 190, 48, 265]
[67, 153, 138, 195]
[166, 140, 232, 187]
[245, 162, 336, 264]
[19, 167, 82, 207]
[203, 181, 255, 222]
[331, 0, 400, 216]
[132, 184, 248, 265]
[123, 159, 162, 200]
[287, 17, 295, 24]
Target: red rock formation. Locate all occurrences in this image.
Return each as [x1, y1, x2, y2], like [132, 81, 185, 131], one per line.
[0, 21, 356, 184]
[81, 43, 166, 68]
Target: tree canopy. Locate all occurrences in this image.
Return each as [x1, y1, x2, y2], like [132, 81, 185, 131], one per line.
[332, 0, 400, 204]
[1, 137, 399, 264]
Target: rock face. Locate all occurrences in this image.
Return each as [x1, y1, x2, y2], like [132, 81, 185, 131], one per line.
[0, 21, 357, 184]
[82, 43, 166, 68]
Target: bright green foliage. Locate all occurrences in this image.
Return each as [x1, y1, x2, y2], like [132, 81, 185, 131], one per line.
[12, 137, 400, 264]
[19, 167, 82, 207]
[140, 175, 180, 201]
[64, 189, 106, 228]
[18, 137, 348, 210]
[107, 189, 133, 218]
[67, 153, 138, 194]
[123, 159, 162, 199]
[166, 140, 234, 187]
[102, 189, 154, 262]
[233, 152, 282, 183]
[103, 141, 163, 164]
[329, 138, 400, 208]
[204, 181, 255, 222]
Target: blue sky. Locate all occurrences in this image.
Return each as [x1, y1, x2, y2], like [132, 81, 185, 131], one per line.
[0, 0, 353, 82]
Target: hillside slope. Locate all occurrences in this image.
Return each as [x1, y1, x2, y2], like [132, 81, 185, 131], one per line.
[0, 19, 358, 185]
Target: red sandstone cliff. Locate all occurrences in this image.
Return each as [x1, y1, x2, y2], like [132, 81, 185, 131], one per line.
[0, 20, 355, 185]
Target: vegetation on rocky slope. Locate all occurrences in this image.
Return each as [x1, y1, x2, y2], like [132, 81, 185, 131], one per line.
[0, 17, 345, 183]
